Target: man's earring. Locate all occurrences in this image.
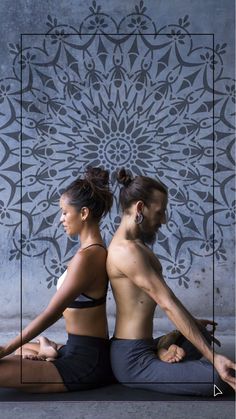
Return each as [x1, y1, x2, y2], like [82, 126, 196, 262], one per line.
[135, 212, 144, 224]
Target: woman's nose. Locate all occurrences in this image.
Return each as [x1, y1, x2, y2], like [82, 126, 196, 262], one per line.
[60, 214, 64, 223]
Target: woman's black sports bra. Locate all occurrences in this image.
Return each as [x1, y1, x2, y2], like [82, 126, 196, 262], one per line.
[57, 243, 107, 309]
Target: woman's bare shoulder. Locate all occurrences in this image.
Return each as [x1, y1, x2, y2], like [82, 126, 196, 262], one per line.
[67, 246, 103, 272]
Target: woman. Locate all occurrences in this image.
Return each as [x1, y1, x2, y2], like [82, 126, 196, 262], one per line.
[0, 166, 114, 393]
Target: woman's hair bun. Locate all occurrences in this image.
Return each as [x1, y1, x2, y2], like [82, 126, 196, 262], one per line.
[117, 168, 133, 187]
[85, 166, 109, 187]
[63, 166, 112, 220]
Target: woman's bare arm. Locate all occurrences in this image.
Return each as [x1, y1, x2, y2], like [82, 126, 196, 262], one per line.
[1, 251, 96, 358]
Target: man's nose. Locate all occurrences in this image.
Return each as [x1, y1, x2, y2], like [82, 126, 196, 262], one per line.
[60, 214, 64, 223]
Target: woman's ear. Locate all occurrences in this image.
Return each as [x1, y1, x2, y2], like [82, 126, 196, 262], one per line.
[81, 207, 90, 221]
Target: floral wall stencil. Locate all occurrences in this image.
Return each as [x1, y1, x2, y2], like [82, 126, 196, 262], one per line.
[0, 1, 234, 320]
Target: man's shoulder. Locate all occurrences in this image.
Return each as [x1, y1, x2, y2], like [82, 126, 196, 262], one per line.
[107, 240, 142, 278]
[108, 239, 148, 263]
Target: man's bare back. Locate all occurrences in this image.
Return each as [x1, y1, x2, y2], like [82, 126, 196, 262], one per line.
[107, 239, 156, 339]
[107, 238, 186, 362]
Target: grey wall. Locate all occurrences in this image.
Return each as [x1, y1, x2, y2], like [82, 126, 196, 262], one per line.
[0, 0, 235, 333]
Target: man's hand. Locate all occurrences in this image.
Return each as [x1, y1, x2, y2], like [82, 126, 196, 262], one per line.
[196, 319, 217, 330]
[214, 353, 236, 391]
[196, 319, 221, 347]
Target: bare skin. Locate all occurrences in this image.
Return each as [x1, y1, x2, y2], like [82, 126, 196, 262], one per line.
[158, 344, 185, 363]
[24, 330, 185, 363]
[156, 323, 220, 363]
[15, 337, 60, 361]
[0, 356, 66, 393]
[156, 330, 186, 362]
[0, 196, 109, 391]
[36, 337, 59, 361]
[106, 189, 236, 390]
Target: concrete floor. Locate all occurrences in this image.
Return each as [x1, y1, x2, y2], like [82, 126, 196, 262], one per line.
[0, 330, 235, 419]
[0, 330, 235, 418]
[0, 401, 235, 419]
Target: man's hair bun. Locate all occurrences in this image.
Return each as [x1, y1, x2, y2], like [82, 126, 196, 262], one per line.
[117, 168, 133, 187]
[117, 168, 168, 212]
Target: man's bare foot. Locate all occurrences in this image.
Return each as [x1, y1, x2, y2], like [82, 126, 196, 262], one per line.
[37, 336, 58, 360]
[156, 330, 182, 351]
[157, 344, 186, 363]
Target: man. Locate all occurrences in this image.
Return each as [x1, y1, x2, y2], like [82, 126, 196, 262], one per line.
[107, 169, 235, 396]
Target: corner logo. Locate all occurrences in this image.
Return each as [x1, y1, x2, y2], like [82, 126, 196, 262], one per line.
[214, 384, 223, 397]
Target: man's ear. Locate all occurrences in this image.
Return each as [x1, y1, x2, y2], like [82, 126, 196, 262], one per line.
[136, 201, 144, 213]
[81, 207, 90, 221]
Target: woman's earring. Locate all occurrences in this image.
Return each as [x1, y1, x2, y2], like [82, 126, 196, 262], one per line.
[135, 212, 144, 224]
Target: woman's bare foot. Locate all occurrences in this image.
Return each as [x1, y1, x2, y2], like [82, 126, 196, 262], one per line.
[23, 354, 46, 361]
[37, 336, 58, 361]
[157, 344, 186, 363]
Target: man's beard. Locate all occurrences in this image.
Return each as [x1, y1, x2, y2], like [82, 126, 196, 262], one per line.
[138, 223, 158, 245]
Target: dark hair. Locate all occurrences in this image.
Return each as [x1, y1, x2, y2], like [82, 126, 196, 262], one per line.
[62, 167, 113, 221]
[117, 168, 167, 212]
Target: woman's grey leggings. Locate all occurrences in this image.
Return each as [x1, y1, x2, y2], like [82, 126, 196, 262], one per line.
[110, 329, 229, 396]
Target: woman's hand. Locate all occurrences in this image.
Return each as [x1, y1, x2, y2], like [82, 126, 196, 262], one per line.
[214, 353, 236, 391]
[195, 318, 221, 347]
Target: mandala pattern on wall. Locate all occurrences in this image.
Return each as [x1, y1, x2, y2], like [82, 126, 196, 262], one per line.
[0, 1, 235, 288]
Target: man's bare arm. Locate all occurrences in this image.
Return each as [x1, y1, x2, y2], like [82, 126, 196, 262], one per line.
[115, 242, 236, 390]
[116, 243, 213, 363]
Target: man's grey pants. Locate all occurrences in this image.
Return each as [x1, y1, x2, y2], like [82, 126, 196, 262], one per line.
[110, 329, 230, 396]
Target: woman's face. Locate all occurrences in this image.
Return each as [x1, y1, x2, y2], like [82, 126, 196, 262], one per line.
[59, 194, 82, 236]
